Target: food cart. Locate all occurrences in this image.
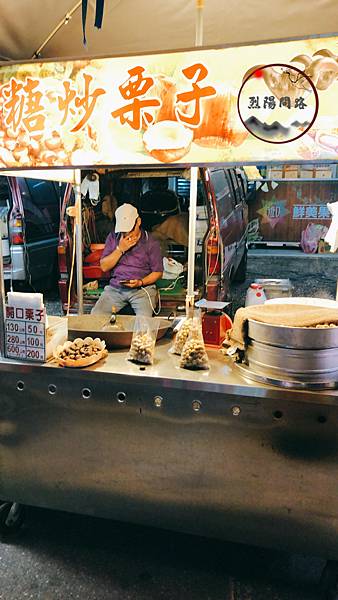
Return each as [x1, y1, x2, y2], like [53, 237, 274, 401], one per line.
[0, 33, 338, 597]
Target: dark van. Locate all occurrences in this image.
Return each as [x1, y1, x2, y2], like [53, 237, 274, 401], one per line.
[58, 166, 248, 311]
[0, 177, 61, 289]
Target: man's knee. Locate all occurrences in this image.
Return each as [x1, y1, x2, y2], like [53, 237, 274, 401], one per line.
[92, 288, 124, 314]
[134, 303, 153, 316]
[91, 294, 109, 314]
[130, 287, 158, 316]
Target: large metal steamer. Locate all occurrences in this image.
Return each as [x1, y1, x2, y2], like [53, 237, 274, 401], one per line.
[235, 319, 338, 390]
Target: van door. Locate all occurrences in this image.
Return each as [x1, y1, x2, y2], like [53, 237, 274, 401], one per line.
[0, 206, 10, 264]
[209, 168, 237, 287]
[225, 168, 247, 270]
[0, 178, 10, 266]
[20, 178, 60, 285]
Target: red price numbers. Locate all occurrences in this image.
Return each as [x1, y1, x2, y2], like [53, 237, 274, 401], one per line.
[7, 334, 20, 344]
[26, 324, 40, 334]
[27, 336, 43, 348]
[26, 349, 43, 360]
[6, 344, 20, 355]
[6, 322, 20, 332]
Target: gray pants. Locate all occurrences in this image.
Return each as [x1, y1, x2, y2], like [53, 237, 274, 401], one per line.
[91, 285, 158, 317]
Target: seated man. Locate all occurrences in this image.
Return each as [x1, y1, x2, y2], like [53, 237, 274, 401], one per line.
[92, 203, 163, 317]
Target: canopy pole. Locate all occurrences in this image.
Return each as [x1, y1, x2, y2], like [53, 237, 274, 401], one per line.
[185, 1, 205, 316]
[195, 0, 204, 46]
[74, 169, 83, 315]
[186, 167, 198, 316]
[0, 214, 5, 357]
[32, 1, 82, 58]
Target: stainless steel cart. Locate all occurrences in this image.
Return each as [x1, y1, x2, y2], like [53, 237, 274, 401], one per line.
[1, 340, 337, 562]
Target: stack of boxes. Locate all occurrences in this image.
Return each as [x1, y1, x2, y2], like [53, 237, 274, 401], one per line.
[266, 164, 335, 179]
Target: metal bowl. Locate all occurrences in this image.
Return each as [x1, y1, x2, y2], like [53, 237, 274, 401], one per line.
[68, 315, 172, 349]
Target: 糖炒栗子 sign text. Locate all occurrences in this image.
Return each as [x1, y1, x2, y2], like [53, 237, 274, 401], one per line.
[0, 35, 337, 167]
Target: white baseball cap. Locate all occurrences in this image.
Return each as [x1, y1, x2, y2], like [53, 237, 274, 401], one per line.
[115, 203, 139, 233]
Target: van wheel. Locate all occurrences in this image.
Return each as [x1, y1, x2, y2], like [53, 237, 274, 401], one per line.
[234, 248, 247, 283]
[0, 502, 25, 541]
[320, 561, 338, 599]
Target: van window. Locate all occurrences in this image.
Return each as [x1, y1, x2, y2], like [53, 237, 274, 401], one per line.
[22, 179, 60, 242]
[175, 177, 206, 209]
[55, 181, 67, 201]
[210, 169, 233, 226]
[236, 168, 248, 197]
[0, 178, 10, 205]
[226, 169, 242, 205]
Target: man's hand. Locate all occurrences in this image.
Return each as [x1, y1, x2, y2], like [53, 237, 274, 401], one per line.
[122, 279, 142, 288]
[118, 233, 139, 254]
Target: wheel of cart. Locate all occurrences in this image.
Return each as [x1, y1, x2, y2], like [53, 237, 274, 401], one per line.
[320, 561, 338, 600]
[0, 501, 25, 541]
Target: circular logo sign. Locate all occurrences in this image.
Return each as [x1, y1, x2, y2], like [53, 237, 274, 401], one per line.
[237, 63, 319, 144]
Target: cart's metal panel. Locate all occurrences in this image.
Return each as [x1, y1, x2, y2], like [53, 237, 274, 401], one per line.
[0, 340, 338, 559]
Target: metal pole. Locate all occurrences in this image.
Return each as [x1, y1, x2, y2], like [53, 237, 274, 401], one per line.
[74, 169, 83, 315]
[0, 218, 5, 356]
[31, 0, 82, 58]
[185, 1, 204, 315]
[195, 0, 204, 46]
[186, 167, 198, 316]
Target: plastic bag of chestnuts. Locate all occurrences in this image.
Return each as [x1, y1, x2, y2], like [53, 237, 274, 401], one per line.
[170, 317, 194, 355]
[127, 316, 160, 365]
[179, 317, 210, 370]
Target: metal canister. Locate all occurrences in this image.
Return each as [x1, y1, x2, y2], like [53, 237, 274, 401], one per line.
[254, 278, 293, 300]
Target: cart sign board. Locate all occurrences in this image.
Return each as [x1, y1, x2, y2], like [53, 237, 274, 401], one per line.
[0, 35, 337, 168]
[5, 304, 46, 362]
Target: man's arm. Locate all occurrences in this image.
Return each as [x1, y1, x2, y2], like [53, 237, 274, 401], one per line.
[140, 271, 163, 286]
[123, 271, 163, 288]
[100, 234, 138, 272]
[100, 246, 123, 272]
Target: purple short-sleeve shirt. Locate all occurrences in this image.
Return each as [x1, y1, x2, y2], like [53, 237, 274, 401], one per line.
[102, 230, 163, 288]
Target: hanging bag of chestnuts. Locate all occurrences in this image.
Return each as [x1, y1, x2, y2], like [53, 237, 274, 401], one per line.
[170, 316, 195, 355]
[179, 315, 210, 370]
[127, 316, 160, 365]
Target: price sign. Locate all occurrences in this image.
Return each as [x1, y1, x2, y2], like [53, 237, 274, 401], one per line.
[4, 304, 46, 363]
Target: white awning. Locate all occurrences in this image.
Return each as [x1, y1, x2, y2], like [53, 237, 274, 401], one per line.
[0, 0, 336, 62]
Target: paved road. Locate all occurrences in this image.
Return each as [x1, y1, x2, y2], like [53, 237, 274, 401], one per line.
[0, 505, 325, 600]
